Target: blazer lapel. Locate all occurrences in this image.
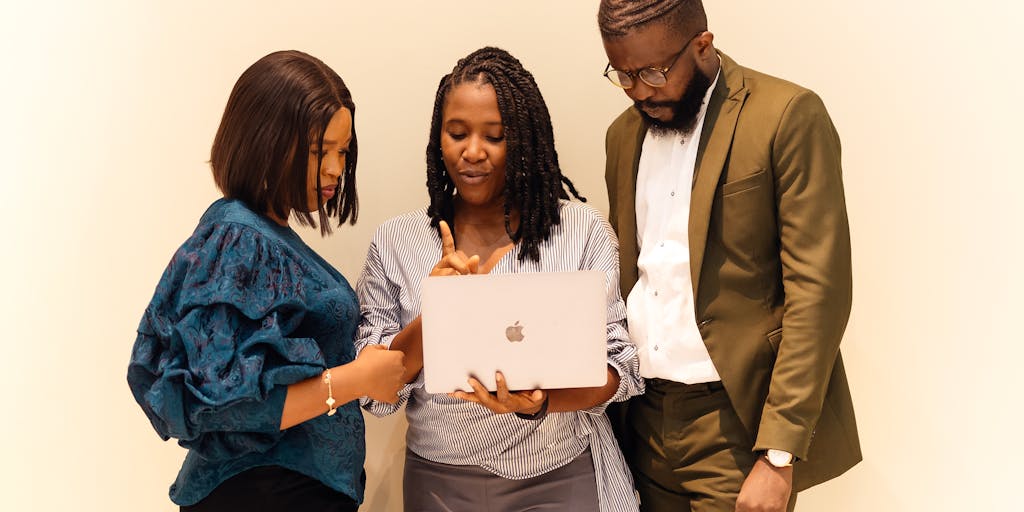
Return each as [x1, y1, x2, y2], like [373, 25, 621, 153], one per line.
[614, 111, 648, 298]
[689, 52, 748, 294]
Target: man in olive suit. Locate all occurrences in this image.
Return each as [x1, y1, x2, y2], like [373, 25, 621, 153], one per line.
[598, 1, 861, 510]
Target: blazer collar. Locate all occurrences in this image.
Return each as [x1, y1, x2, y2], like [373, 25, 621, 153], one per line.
[609, 106, 648, 300]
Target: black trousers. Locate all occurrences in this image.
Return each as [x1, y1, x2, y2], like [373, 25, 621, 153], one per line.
[181, 465, 359, 512]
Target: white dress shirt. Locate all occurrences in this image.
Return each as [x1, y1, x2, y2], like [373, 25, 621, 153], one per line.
[627, 71, 721, 384]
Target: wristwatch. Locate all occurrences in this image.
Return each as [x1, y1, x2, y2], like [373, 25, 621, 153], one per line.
[514, 394, 550, 421]
[765, 449, 794, 468]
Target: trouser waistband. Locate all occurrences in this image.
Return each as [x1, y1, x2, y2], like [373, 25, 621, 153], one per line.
[646, 378, 724, 394]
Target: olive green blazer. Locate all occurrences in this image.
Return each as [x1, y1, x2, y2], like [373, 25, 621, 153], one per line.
[604, 51, 861, 491]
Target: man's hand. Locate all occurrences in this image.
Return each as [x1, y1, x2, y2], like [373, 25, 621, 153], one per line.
[450, 371, 547, 415]
[431, 221, 479, 276]
[736, 456, 793, 512]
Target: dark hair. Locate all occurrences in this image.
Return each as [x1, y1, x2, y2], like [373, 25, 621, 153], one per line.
[598, 0, 707, 39]
[210, 50, 358, 235]
[426, 47, 584, 262]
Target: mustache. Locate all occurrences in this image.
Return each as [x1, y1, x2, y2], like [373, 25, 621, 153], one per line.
[634, 100, 676, 111]
[631, 67, 714, 136]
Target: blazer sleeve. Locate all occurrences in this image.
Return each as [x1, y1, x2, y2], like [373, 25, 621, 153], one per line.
[753, 90, 853, 460]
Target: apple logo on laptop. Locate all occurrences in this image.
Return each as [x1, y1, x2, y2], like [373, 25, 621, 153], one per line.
[505, 321, 525, 342]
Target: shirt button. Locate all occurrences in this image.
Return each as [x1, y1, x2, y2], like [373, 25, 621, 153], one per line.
[654, 345, 659, 351]
[654, 291, 659, 296]
[670, 191, 675, 197]
[659, 242, 665, 247]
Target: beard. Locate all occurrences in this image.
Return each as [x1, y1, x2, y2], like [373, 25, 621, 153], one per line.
[634, 67, 713, 137]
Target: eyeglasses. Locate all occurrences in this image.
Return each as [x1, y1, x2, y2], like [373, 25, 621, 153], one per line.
[603, 32, 704, 89]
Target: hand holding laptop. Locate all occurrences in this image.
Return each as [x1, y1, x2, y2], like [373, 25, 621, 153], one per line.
[451, 371, 548, 417]
[421, 267, 609, 421]
[428, 221, 548, 416]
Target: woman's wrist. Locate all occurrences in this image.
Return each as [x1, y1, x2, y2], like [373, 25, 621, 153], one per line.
[514, 394, 549, 421]
[332, 361, 366, 399]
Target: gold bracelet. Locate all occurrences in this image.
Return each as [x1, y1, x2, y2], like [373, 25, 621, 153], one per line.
[322, 369, 337, 416]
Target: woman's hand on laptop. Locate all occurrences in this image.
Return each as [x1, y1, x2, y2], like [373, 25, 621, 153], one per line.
[450, 371, 547, 415]
[431, 221, 480, 276]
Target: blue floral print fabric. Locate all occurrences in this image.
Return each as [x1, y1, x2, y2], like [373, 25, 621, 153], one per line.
[127, 199, 365, 506]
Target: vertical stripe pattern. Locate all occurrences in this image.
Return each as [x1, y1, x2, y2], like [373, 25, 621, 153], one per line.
[356, 201, 643, 511]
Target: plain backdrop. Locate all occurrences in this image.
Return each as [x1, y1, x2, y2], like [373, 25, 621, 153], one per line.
[2, 1, 1021, 511]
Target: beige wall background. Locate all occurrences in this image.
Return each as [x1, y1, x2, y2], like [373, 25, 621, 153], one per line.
[2, 0, 1021, 510]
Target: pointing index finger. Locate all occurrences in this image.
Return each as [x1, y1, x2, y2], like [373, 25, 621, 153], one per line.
[439, 220, 455, 257]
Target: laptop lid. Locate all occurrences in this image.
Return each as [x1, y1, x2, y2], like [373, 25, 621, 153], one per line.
[419, 270, 608, 394]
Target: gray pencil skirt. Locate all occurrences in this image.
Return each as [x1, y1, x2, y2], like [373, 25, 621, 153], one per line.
[402, 447, 600, 512]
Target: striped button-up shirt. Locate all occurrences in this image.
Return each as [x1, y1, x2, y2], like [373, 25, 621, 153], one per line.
[356, 201, 643, 511]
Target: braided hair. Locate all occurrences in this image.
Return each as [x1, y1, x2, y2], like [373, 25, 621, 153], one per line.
[425, 46, 584, 262]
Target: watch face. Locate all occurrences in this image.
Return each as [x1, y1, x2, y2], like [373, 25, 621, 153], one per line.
[767, 450, 793, 467]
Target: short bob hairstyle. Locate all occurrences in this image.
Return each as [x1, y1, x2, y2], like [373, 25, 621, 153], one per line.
[211, 50, 358, 234]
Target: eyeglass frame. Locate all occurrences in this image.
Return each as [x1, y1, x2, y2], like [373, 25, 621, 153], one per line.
[603, 31, 705, 89]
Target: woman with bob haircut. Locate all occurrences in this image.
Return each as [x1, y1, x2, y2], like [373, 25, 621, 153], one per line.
[127, 50, 405, 512]
[356, 47, 643, 512]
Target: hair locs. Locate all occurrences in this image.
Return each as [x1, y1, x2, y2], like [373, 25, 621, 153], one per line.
[425, 46, 585, 262]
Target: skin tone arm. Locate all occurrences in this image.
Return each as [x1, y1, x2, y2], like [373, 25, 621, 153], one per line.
[279, 345, 405, 430]
[386, 221, 479, 384]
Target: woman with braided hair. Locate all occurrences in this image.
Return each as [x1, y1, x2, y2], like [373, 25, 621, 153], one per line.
[355, 47, 643, 511]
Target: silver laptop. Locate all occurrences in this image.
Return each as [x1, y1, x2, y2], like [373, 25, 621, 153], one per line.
[420, 270, 608, 394]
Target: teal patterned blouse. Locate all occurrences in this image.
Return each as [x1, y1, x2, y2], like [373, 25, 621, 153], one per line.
[127, 199, 365, 506]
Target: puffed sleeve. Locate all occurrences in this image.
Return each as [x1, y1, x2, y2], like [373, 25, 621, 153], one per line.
[578, 208, 645, 415]
[354, 235, 420, 417]
[127, 222, 326, 461]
